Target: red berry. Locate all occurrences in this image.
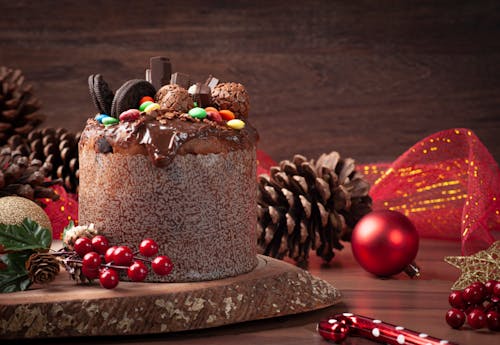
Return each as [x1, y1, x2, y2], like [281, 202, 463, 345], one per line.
[82, 265, 99, 279]
[74, 237, 93, 257]
[127, 261, 148, 281]
[152, 255, 173, 275]
[471, 282, 487, 300]
[484, 279, 497, 297]
[113, 246, 134, 266]
[463, 285, 484, 305]
[467, 308, 486, 329]
[493, 281, 500, 298]
[82, 251, 102, 269]
[91, 235, 110, 255]
[139, 238, 159, 257]
[486, 310, 500, 331]
[99, 268, 119, 289]
[449, 290, 465, 309]
[105, 246, 118, 263]
[446, 308, 466, 329]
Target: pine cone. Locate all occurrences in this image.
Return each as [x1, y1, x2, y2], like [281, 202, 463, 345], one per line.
[8, 127, 80, 194]
[0, 67, 45, 145]
[155, 84, 193, 113]
[0, 146, 60, 203]
[257, 151, 372, 265]
[64, 261, 91, 285]
[25, 252, 60, 284]
[62, 223, 97, 250]
[211, 82, 250, 118]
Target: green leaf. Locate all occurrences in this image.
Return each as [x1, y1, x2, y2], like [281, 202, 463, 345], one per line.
[0, 218, 52, 252]
[0, 252, 32, 293]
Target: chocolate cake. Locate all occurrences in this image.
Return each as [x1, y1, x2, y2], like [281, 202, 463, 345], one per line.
[79, 59, 258, 282]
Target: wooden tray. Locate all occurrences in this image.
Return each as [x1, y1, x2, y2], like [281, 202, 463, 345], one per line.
[0, 255, 341, 339]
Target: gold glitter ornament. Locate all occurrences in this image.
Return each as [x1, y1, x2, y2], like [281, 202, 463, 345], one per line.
[444, 241, 500, 290]
[0, 196, 52, 239]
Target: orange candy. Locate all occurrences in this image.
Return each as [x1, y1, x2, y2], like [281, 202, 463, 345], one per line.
[219, 109, 235, 120]
[139, 96, 154, 105]
[205, 106, 219, 113]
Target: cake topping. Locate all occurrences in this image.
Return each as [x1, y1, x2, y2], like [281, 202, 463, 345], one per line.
[118, 109, 140, 122]
[169, 72, 192, 89]
[188, 82, 212, 108]
[110, 79, 156, 117]
[88, 74, 114, 115]
[155, 84, 193, 113]
[211, 82, 250, 118]
[146, 56, 172, 90]
[227, 119, 245, 130]
[188, 107, 207, 119]
[84, 56, 258, 167]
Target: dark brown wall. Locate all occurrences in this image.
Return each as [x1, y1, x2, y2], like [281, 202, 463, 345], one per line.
[1, 0, 499, 164]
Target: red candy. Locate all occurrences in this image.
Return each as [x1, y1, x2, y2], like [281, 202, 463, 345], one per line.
[319, 313, 457, 345]
[139, 96, 154, 105]
[206, 110, 223, 123]
[119, 109, 140, 122]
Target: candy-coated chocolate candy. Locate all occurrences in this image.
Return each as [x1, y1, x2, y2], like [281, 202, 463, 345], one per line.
[102, 116, 119, 126]
[227, 119, 245, 129]
[139, 101, 153, 112]
[95, 114, 108, 123]
[205, 106, 219, 113]
[219, 109, 235, 120]
[119, 109, 141, 122]
[206, 110, 223, 123]
[188, 107, 207, 119]
[144, 102, 160, 113]
[139, 96, 154, 105]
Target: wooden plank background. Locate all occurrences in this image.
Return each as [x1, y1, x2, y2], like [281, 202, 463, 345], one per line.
[0, 0, 499, 164]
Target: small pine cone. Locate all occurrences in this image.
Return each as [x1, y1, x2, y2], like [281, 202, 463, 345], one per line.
[257, 151, 372, 265]
[0, 146, 60, 203]
[155, 84, 193, 113]
[25, 252, 60, 284]
[8, 127, 80, 194]
[62, 223, 97, 250]
[211, 82, 250, 118]
[65, 262, 92, 285]
[0, 67, 45, 145]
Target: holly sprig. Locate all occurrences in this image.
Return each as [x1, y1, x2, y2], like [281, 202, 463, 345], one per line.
[0, 218, 52, 293]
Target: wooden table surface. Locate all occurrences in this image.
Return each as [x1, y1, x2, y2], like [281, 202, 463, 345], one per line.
[1, 1, 499, 344]
[14, 239, 497, 345]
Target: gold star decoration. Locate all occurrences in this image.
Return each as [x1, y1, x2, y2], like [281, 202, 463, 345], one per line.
[444, 241, 500, 290]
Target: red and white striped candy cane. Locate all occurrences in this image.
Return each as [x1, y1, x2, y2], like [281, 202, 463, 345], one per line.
[318, 313, 459, 345]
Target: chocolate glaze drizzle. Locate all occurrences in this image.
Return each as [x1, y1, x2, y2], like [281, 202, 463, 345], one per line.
[80, 110, 258, 168]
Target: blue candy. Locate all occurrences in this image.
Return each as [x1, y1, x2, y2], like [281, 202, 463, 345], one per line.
[95, 114, 109, 123]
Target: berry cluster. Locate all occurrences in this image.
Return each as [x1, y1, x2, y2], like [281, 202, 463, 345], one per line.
[446, 280, 500, 331]
[63, 235, 173, 289]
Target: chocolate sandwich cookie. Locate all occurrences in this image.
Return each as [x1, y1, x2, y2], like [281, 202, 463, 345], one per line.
[111, 79, 156, 117]
[88, 74, 114, 115]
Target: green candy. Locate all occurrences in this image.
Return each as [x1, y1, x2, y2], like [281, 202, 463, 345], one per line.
[188, 107, 207, 119]
[139, 101, 154, 112]
[102, 116, 119, 126]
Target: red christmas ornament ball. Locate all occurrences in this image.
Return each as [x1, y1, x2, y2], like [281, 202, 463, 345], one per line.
[351, 210, 419, 277]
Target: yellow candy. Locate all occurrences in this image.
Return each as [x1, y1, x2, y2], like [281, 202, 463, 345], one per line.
[144, 102, 160, 113]
[227, 119, 245, 130]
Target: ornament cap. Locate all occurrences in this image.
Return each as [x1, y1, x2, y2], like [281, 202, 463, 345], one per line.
[403, 261, 421, 278]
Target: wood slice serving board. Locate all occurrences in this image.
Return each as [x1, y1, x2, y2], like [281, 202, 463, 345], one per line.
[0, 255, 341, 339]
